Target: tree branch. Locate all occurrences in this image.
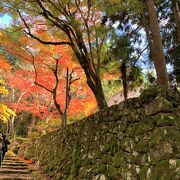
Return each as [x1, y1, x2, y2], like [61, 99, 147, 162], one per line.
[133, 44, 149, 66]
[17, 9, 72, 46]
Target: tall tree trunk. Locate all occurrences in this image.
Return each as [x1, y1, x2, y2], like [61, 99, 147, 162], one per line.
[86, 76, 107, 110]
[173, 2, 180, 43]
[173, 2, 180, 85]
[141, 7, 155, 62]
[146, 0, 169, 88]
[121, 62, 128, 99]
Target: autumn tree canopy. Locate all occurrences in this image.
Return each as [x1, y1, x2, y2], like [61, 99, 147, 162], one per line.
[0, 0, 113, 109]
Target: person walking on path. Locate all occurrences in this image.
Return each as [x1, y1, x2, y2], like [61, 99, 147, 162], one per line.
[2, 134, 10, 161]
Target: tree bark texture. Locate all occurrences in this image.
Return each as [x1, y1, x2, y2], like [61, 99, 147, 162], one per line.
[146, 0, 169, 88]
[141, 7, 155, 61]
[121, 63, 128, 99]
[173, 2, 180, 43]
[172, 2, 180, 85]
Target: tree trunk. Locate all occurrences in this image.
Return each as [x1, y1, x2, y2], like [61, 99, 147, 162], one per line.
[141, 7, 156, 62]
[146, 0, 169, 88]
[72, 31, 108, 110]
[86, 74, 107, 110]
[172, 2, 180, 85]
[83, 68, 107, 110]
[173, 2, 180, 43]
[9, 116, 15, 139]
[6, 120, 9, 135]
[121, 63, 128, 99]
[29, 115, 36, 133]
[52, 90, 64, 126]
[63, 68, 69, 127]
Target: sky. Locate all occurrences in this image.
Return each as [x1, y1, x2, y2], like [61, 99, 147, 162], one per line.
[0, 14, 12, 26]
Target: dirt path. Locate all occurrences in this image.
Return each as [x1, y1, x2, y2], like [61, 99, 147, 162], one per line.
[0, 154, 49, 180]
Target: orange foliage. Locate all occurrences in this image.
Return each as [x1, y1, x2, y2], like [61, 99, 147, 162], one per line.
[0, 55, 11, 73]
[0, 31, 97, 126]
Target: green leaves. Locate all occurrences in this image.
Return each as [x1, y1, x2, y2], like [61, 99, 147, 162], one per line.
[96, 0, 143, 16]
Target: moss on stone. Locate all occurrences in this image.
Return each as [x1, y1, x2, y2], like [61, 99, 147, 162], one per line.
[78, 167, 88, 179]
[81, 159, 92, 166]
[121, 137, 136, 152]
[17, 88, 180, 179]
[126, 117, 155, 136]
[112, 152, 126, 168]
[66, 175, 75, 180]
[102, 144, 111, 153]
[112, 152, 133, 169]
[139, 166, 149, 180]
[102, 155, 112, 164]
[155, 113, 180, 127]
[152, 159, 180, 180]
[70, 163, 79, 177]
[94, 149, 102, 159]
[70, 159, 81, 176]
[107, 165, 121, 179]
[109, 141, 118, 155]
[149, 127, 180, 148]
[117, 119, 128, 131]
[63, 164, 70, 174]
[98, 164, 107, 173]
[136, 140, 149, 153]
[140, 87, 159, 103]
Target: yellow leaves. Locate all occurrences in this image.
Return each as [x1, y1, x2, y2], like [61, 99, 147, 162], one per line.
[0, 79, 5, 84]
[0, 103, 16, 123]
[0, 104, 10, 123]
[0, 109, 15, 123]
[0, 87, 9, 94]
[83, 101, 96, 116]
[0, 80, 9, 94]
[0, 79, 15, 123]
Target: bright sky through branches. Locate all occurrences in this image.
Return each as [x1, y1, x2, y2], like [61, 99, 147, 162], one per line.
[0, 14, 11, 26]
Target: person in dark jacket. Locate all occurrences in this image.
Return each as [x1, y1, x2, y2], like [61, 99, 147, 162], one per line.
[2, 134, 10, 161]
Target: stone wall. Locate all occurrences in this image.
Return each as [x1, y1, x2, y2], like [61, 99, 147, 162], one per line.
[19, 88, 180, 180]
